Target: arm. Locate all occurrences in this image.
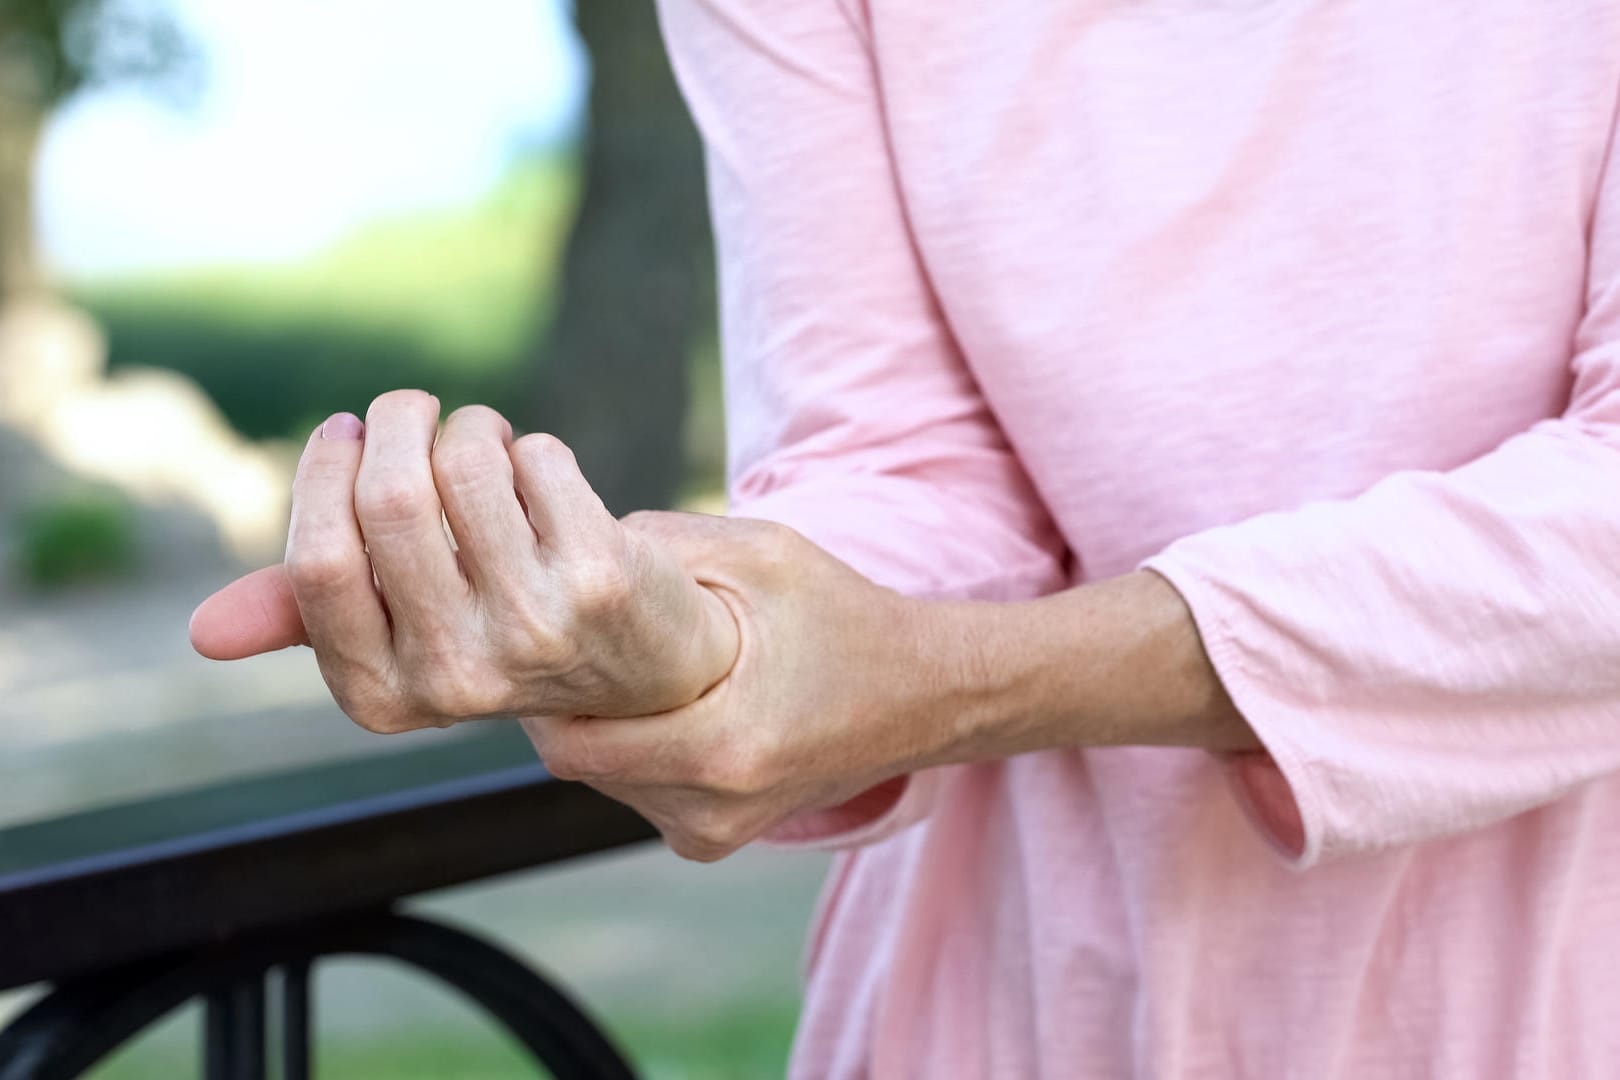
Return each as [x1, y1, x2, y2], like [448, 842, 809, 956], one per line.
[1131, 100, 1620, 867]
[892, 93, 1620, 868]
[529, 58, 1620, 868]
[653, 0, 1068, 843]
[662, 0, 1062, 599]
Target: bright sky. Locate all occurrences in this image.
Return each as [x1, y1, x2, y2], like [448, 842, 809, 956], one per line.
[36, 0, 586, 276]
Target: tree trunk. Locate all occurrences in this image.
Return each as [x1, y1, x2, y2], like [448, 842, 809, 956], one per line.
[518, 0, 713, 516]
[0, 67, 45, 300]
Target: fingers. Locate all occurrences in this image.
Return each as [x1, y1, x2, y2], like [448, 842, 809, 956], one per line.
[432, 405, 535, 592]
[521, 706, 748, 792]
[285, 413, 393, 682]
[520, 712, 762, 862]
[355, 390, 468, 632]
[510, 433, 620, 563]
[189, 564, 308, 660]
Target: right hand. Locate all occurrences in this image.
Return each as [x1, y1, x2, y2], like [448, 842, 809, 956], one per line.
[189, 390, 739, 733]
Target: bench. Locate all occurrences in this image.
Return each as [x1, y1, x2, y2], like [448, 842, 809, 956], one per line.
[0, 726, 658, 1079]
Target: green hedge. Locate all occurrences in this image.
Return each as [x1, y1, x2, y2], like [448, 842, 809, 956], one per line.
[13, 488, 139, 587]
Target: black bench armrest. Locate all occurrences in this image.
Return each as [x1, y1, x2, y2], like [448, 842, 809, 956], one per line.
[0, 724, 656, 990]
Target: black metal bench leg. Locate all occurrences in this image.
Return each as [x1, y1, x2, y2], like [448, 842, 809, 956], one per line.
[204, 976, 265, 1080]
[281, 962, 312, 1080]
[0, 910, 635, 1080]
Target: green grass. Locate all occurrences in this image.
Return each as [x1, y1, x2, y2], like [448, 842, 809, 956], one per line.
[614, 1002, 801, 1080]
[85, 1001, 799, 1080]
[72, 157, 581, 441]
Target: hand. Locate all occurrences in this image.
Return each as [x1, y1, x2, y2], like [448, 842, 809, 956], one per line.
[189, 391, 739, 731]
[516, 517, 1260, 862]
[521, 511, 959, 862]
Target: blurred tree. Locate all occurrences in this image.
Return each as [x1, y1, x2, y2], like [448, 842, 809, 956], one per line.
[520, 0, 713, 516]
[0, 0, 194, 295]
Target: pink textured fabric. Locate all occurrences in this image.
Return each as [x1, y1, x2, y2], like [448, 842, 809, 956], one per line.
[656, 0, 1620, 1075]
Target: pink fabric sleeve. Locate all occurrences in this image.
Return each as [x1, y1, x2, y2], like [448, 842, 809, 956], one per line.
[1144, 110, 1620, 868]
[656, 0, 1069, 848]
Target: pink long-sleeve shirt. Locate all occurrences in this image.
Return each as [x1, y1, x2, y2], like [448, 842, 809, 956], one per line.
[656, 1, 1620, 1075]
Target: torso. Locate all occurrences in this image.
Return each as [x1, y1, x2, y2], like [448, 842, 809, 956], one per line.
[791, 4, 1620, 1076]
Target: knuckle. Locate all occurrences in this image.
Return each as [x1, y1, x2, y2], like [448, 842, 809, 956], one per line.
[447, 403, 505, 429]
[542, 752, 578, 781]
[566, 556, 633, 620]
[295, 452, 358, 488]
[680, 813, 747, 862]
[356, 472, 432, 526]
[352, 714, 408, 736]
[499, 604, 573, 671]
[545, 754, 586, 782]
[412, 660, 505, 721]
[537, 727, 621, 784]
[693, 743, 775, 799]
[520, 720, 559, 765]
[285, 545, 353, 593]
[669, 835, 725, 863]
[344, 698, 413, 736]
[372, 388, 437, 416]
[540, 740, 589, 782]
[511, 432, 575, 473]
[431, 439, 504, 489]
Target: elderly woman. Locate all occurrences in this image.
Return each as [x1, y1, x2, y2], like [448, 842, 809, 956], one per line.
[193, 1, 1620, 1076]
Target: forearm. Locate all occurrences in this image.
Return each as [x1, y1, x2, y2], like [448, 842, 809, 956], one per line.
[909, 570, 1260, 769]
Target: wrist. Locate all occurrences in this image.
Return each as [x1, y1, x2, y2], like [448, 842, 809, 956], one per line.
[881, 593, 1027, 770]
[898, 571, 1256, 766]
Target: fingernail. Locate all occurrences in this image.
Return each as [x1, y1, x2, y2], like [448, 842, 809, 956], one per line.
[321, 412, 365, 440]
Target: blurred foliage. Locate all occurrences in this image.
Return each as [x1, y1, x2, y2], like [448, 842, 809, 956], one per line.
[67, 154, 729, 497]
[1, 1, 195, 305]
[73, 160, 580, 441]
[13, 484, 138, 586]
[0, 0, 196, 108]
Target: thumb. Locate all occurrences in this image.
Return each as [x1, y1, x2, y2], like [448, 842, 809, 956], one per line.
[189, 564, 310, 660]
[619, 510, 736, 569]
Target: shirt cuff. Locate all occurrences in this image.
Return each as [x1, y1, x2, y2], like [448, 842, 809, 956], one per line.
[761, 769, 943, 850]
[1141, 555, 1323, 868]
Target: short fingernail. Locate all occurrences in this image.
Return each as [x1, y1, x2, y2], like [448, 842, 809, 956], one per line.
[321, 412, 365, 440]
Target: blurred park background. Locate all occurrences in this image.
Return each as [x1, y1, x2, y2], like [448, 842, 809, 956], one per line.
[0, 1, 828, 1077]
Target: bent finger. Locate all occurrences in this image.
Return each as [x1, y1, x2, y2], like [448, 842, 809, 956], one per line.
[432, 405, 534, 595]
[510, 433, 620, 564]
[355, 390, 467, 637]
[520, 710, 710, 788]
[286, 413, 393, 683]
